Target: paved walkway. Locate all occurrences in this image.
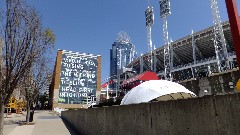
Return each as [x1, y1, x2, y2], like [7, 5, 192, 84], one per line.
[3, 110, 79, 135]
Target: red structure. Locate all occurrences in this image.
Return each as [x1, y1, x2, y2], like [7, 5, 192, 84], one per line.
[225, 0, 240, 70]
[101, 80, 114, 89]
[119, 71, 159, 90]
[225, 0, 240, 90]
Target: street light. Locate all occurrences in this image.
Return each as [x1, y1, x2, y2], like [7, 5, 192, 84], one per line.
[113, 78, 118, 98]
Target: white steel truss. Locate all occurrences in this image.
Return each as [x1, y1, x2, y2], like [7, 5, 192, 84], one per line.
[210, 0, 229, 72]
[145, 6, 154, 71]
[160, 0, 171, 80]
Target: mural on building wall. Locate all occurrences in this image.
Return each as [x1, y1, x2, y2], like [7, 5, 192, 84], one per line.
[58, 52, 98, 104]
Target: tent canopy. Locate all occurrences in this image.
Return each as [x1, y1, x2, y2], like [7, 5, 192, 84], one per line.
[101, 80, 114, 89]
[121, 80, 196, 105]
[120, 71, 159, 89]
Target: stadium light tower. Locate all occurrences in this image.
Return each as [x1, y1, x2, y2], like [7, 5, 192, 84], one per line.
[145, 0, 154, 71]
[159, 0, 171, 80]
[210, 0, 229, 72]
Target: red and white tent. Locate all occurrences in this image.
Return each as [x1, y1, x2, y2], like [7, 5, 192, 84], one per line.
[119, 71, 159, 90]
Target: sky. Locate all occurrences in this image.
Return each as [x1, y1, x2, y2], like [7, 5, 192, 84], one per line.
[1, 0, 240, 82]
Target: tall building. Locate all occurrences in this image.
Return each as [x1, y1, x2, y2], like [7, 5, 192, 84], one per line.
[109, 31, 136, 90]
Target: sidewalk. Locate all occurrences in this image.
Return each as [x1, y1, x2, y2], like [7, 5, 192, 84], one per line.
[3, 110, 79, 135]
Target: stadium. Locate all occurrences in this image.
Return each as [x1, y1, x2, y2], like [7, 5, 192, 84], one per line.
[125, 21, 239, 97]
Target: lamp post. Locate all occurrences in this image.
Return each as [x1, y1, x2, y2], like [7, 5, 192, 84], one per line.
[106, 83, 109, 99]
[86, 93, 88, 106]
[101, 76, 111, 99]
[86, 93, 90, 107]
[115, 78, 118, 97]
[112, 75, 118, 98]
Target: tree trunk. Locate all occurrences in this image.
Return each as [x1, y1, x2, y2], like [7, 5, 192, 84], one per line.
[0, 102, 5, 135]
[26, 103, 30, 124]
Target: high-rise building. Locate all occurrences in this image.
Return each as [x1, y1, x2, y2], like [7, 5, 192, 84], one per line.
[109, 32, 136, 90]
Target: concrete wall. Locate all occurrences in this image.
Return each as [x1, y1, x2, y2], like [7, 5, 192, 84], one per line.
[62, 93, 240, 135]
[180, 70, 239, 97]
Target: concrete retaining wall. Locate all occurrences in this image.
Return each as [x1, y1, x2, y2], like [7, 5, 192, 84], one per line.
[180, 70, 239, 96]
[62, 93, 240, 135]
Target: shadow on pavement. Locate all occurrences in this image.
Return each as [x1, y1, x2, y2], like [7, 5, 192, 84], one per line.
[3, 120, 22, 125]
[62, 118, 83, 135]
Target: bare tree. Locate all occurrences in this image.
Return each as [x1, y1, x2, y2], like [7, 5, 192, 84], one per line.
[0, 0, 55, 134]
[22, 56, 53, 124]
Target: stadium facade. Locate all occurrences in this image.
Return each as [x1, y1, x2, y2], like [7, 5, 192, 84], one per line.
[127, 21, 239, 97]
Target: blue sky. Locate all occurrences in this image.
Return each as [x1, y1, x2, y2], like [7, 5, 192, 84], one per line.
[1, 0, 240, 82]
